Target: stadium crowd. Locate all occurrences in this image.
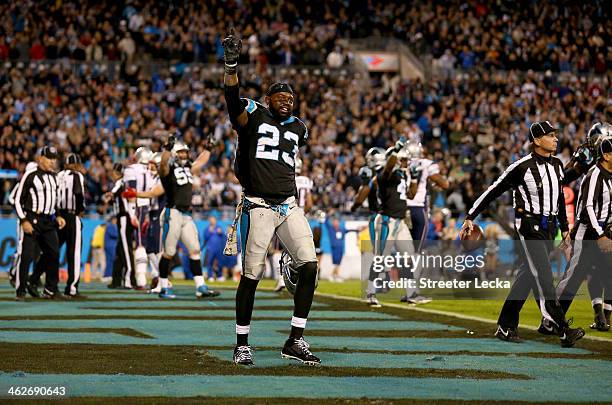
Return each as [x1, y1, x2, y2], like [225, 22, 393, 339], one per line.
[0, 0, 609, 72]
[0, 0, 609, 220]
[0, 61, 609, 218]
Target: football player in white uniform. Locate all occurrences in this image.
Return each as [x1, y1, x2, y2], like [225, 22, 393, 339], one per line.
[402, 141, 449, 304]
[123, 147, 155, 289]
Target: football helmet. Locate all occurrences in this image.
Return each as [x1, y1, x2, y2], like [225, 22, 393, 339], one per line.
[279, 251, 299, 295]
[365, 147, 385, 170]
[151, 152, 162, 166]
[295, 157, 303, 174]
[135, 146, 153, 164]
[405, 140, 423, 159]
[588, 122, 612, 156]
[172, 141, 189, 165]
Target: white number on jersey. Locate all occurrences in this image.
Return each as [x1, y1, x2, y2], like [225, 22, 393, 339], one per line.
[396, 179, 408, 201]
[255, 123, 299, 167]
[174, 167, 194, 186]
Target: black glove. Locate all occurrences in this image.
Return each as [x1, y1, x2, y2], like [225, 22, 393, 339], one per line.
[222, 28, 242, 74]
[163, 135, 176, 152]
[203, 134, 216, 150]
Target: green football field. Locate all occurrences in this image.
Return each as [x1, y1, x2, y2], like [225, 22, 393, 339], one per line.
[1, 279, 611, 404]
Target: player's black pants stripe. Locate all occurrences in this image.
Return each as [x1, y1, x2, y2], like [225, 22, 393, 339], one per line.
[58, 213, 82, 296]
[112, 215, 135, 287]
[15, 217, 60, 295]
[498, 217, 567, 329]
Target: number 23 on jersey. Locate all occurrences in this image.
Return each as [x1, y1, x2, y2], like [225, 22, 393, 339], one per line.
[255, 123, 299, 168]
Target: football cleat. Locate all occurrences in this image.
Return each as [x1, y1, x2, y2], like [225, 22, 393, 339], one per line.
[26, 281, 41, 298]
[158, 288, 176, 299]
[589, 311, 609, 332]
[560, 326, 586, 348]
[405, 294, 432, 305]
[15, 293, 26, 302]
[537, 317, 559, 335]
[195, 285, 220, 298]
[233, 345, 254, 366]
[494, 325, 521, 343]
[281, 338, 321, 365]
[366, 293, 381, 308]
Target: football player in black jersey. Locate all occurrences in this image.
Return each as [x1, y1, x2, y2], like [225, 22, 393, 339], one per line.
[136, 137, 219, 300]
[223, 29, 320, 366]
[364, 141, 418, 307]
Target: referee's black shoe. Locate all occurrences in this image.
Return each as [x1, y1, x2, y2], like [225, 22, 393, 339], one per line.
[281, 338, 321, 365]
[15, 293, 26, 302]
[42, 289, 69, 300]
[26, 281, 41, 298]
[494, 325, 521, 343]
[559, 322, 585, 348]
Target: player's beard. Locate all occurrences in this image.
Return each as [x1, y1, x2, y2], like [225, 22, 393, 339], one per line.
[271, 105, 291, 120]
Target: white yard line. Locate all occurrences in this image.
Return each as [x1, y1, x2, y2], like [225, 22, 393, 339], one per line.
[314, 291, 612, 343]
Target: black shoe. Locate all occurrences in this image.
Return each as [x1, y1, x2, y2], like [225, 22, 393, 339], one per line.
[537, 317, 559, 335]
[107, 283, 121, 289]
[589, 311, 609, 332]
[560, 326, 585, 347]
[281, 338, 321, 365]
[26, 281, 41, 298]
[494, 325, 521, 343]
[233, 345, 254, 366]
[42, 289, 68, 300]
[15, 293, 26, 302]
[9, 274, 16, 288]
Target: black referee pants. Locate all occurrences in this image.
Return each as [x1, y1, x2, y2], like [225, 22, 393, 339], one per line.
[15, 217, 60, 296]
[58, 212, 83, 296]
[498, 216, 568, 330]
[111, 215, 136, 287]
[556, 225, 612, 314]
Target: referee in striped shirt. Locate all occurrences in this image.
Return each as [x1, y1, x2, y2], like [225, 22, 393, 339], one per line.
[57, 153, 87, 298]
[13, 146, 66, 301]
[461, 121, 585, 347]
[556, 134, 612, 331]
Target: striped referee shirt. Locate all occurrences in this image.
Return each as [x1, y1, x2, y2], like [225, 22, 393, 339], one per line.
[575, 164, 612, 237]
[13, 164, 59, 220]
[57, 169, 86, 214]
[466, 152, 569, 232]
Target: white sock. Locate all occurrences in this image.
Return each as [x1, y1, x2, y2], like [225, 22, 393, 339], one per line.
[194, 275, 204, 288]
[236, 324, 250, 334]
[291, 316, 307, 328]
[160, 278, 169, 289]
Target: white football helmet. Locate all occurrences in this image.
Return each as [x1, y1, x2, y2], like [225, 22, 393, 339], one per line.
[365, 147, 385, 170]
[151, 152, 162, 166]
[172, 141, 189, 165]
[405, 141, 423, 159]
[135, 147, 153, 164]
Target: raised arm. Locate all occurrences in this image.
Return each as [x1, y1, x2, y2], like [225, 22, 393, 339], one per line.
[191, 149, 211, 176]
[223, 29, 248, 128]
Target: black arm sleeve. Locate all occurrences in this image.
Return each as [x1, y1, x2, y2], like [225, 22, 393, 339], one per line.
[224, 84, 247, 126]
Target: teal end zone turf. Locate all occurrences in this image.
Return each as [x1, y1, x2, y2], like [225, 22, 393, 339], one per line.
[0, 284, 608, 402]
[1, 373, 611, 402]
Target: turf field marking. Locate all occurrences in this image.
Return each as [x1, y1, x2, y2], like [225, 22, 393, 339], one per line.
[314, 291, 612, 343]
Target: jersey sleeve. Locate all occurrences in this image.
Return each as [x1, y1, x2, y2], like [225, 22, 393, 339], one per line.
[297, 118, 309, 147]
[242, 98, 258, 115]
[427, 162, 440, 176]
